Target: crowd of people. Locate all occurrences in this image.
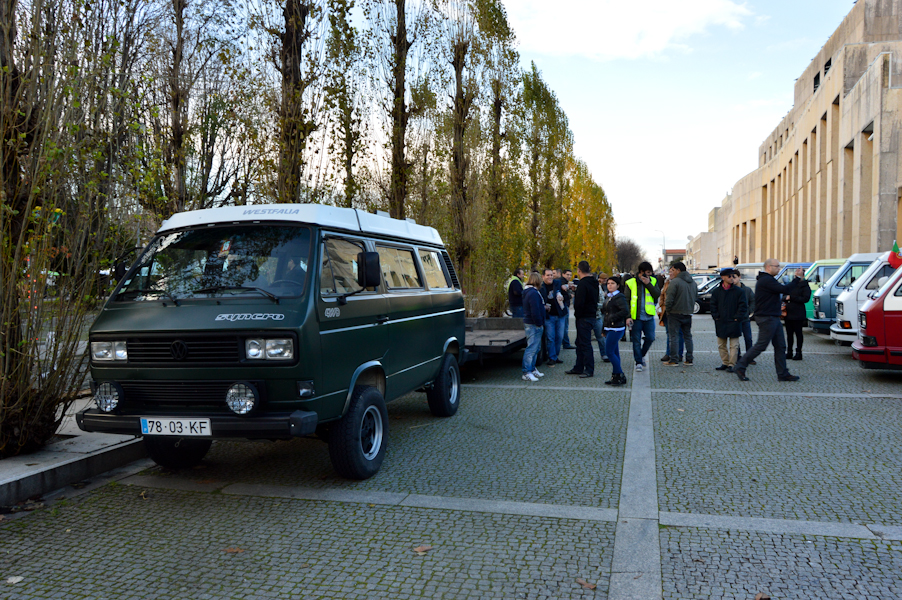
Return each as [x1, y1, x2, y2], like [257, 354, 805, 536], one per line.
[509, 258, 809, 384]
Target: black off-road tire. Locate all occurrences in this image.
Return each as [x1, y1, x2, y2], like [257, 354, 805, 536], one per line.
[144, 437, 212, 470]
[328, 385, 388, 480]
[426, 353, 461, 417]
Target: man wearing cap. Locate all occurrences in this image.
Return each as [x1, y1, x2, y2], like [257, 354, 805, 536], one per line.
[710, 268, 748, 372]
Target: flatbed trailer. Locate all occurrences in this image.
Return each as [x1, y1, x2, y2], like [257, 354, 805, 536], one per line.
[463, 317, 527, 365]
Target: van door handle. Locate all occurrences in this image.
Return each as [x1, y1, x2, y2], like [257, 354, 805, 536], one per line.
[376, 315, 390, 324]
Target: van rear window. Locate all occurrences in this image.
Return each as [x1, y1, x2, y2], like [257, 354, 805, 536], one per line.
[376, 246, 423, 289]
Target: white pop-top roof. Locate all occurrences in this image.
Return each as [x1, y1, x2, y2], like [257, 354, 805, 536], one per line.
[157, 204, 444, 246]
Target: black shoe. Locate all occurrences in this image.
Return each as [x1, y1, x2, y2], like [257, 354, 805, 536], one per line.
[735, 368, 749, 382]
[715, 364, 729, 371]
[602, 357, 611, 362]
[565, 368, 582, 375]
[786, 352, 793, 360]
[555, 359, 565, 364]
[604, 376, 618, 385]
[613, 373, 627, 386]
[749, 360, 756, 365]
[778, 373, 800, 381]
[579, 372, 593, 378]
[546, 360, 557, 366]
[660, 355, 671, 362]
[562, 345, 575, 350]
[792, 352, 802, 360]
[727, 366, 734, 373]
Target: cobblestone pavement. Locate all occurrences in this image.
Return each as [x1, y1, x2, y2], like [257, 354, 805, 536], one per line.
[2, 316, 902, 599]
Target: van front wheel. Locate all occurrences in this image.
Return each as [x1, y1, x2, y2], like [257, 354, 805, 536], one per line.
[328, 386, 387, 480]
[144, 437, 212, 470]
[426, 353, 460, 417]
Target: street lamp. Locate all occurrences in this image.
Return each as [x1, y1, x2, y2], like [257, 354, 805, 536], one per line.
[655, 229, 666, 265]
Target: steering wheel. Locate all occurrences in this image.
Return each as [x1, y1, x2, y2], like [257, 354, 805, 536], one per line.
[271, 279, 304, 288]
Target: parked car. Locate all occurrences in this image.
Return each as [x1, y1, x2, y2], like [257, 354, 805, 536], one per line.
[735, 263, 764, 284]
[77, 204, 466, 480]
[852, 264, 902, 370]
[694, 278, 722, 314]
[809, 253, 883, 332]
[803, 259, 845, 322]
[691, 272, 718, 288]
[830, 253, 896, 344]
[775, 262, 812, 282]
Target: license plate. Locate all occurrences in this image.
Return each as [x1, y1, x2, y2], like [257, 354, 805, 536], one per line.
[141, 417, 211, 437]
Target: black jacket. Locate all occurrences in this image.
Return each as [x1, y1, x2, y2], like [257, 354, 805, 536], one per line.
[736, 282, 755, 320]
[573, 276, 600, 319]
[754, 271, 802, 317]
[541, 280, 565, 318]
[710, 284, 748, 338]
[508, 278, 523, 307]
[603, 292, 629, 329]
[784, 279, 811, 321]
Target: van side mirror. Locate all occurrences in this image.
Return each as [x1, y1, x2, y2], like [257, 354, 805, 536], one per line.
[877, 276, 889, 288]
[357, 252, 381, 289]
[113, 247, 142, 282]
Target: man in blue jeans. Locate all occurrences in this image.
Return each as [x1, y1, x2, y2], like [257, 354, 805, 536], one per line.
[734, 259, 805, 382]
[541, 268, 566, 366]
[625, 261, 660, 373]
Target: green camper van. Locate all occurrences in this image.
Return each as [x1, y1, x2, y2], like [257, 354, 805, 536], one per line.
[77, 204, 466, 479]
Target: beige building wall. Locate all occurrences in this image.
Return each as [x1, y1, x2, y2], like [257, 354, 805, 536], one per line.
[686, 232, 718, 271]
[704, 0, 902, 266]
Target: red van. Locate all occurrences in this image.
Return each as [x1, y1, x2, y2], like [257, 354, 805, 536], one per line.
[852, 263, 902, 370]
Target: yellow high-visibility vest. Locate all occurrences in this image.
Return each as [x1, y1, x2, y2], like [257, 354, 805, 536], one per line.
[626, 276, 657, 320]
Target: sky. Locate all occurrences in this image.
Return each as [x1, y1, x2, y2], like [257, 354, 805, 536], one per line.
[505, 0, 858, 266]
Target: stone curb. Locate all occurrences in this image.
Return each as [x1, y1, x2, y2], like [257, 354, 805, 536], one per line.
[0, 438, 147, 507]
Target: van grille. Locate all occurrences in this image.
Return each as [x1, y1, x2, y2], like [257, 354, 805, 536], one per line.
[126, 336, 241, 364]
[119, 380, 264, 412]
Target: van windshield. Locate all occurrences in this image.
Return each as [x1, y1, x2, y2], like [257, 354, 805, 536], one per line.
[116, 225, 312, 301]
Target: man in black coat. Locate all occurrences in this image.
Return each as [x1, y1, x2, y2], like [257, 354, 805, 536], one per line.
[567, 261, 600, 378]
[710, 268, 748, 371]
[734, 259, 806, 382]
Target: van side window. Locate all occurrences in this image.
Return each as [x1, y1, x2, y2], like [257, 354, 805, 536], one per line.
[836, 265, 868, 288]
[320, 238, 364, 295]
[419, 250, 451, 289]
[376, 246, 423, 289]
[867, 265, 896, 290]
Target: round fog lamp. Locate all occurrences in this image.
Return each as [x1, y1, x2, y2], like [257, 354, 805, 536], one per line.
[226, 382, 257, 415]
[95, 382, 121, 412]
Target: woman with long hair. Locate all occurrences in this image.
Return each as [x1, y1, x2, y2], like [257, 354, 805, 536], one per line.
[603, 276, 629, 386]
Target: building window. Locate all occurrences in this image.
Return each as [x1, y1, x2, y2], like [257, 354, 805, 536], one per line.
[825, 58, 831, 75]
[814, 72, 820, 92]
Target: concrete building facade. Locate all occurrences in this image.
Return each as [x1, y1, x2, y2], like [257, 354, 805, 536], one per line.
[686, 231, 719, 271]
[703, 0, 902, 266]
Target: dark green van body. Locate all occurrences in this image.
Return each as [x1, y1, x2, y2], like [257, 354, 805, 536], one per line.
[78, 206, 465, 443]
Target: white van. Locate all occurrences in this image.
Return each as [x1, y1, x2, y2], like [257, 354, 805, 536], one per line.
[830, 252, 896, 344]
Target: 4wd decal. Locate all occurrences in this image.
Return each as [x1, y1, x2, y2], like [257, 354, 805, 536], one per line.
[324, 307, 341, 318]
[215, 313, 285, 322]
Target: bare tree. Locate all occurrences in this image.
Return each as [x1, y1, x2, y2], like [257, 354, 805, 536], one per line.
[615, 237, 647, 274]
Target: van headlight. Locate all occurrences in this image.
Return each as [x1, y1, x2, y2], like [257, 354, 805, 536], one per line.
[245, 338, 294, 360]
[91, 341, 127, 362]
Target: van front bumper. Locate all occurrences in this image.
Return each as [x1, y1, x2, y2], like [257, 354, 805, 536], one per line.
[76, 408, 318, 439]
[829, 322, 857, 343]
[808, 317, 833, 332]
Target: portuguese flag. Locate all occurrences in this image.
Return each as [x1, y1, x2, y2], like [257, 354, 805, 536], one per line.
[891, 240, 902, 269]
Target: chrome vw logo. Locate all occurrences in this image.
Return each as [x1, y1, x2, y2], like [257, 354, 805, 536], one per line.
[170, 340, 189, 360]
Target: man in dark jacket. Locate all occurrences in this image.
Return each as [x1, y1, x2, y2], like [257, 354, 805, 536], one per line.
[507, 268, 525, 317]
[567, 261, 600, 378]
[541, 269, 566, 366]
[734, 259, 805, 382]
[710, 268, 748, 371]
[733, 273, 756, 362]
[663, 262, 698, 366]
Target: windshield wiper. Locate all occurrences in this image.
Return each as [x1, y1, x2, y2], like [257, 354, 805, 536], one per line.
[116, 288, 180, 306]
[193, 285, 280, 304]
